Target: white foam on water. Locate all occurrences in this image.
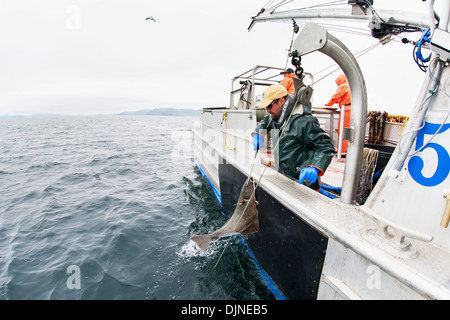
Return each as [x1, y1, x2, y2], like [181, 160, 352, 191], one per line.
[177, 239, 221, 259]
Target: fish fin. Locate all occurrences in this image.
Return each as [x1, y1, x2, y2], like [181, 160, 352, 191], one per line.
[190, 234, 214, 253]
[240, 215, 259, 236]
[232, 200, 246, 208]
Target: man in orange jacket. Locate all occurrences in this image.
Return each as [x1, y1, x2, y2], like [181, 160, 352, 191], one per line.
[325, 73, 351, 154]
[279, 68, 295, 94]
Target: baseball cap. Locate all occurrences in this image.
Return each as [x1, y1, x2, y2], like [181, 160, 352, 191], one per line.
[257, 84, 288, 109]
[280, 68, 294, 74]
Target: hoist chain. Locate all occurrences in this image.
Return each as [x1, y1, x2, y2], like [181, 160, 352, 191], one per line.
[290, 50, 303, 78]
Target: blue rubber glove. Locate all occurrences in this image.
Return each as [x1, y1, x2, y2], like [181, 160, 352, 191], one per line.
[298, 166, 319, 184]
[252, 134, 264, 151]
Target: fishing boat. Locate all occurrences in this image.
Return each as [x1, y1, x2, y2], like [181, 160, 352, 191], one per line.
[193, 0, 450, 299]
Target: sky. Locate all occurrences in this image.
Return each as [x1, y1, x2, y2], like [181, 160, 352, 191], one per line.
[0, 0, 442, 116]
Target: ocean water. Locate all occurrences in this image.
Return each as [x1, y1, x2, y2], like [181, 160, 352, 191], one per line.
[0, 115, 275, 300]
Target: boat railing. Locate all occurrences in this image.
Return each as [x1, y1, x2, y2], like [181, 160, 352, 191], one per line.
[230, 65, 286, 110]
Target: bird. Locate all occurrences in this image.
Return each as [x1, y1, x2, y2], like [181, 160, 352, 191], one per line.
[145, 16, 156, 22]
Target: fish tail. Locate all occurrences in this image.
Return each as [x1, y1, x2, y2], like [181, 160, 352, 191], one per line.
[190, 234, 213, 253]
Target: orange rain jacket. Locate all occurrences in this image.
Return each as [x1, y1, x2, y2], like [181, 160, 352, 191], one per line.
[325, 74, 351, 107]
[325, 74, 351, 154]
[280, 73, 295, 94]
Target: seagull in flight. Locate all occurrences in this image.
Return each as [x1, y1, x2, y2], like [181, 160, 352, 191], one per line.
[145, 16, 156, 22]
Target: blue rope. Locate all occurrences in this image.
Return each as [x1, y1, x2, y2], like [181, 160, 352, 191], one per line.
[415, 29, 432, 63]
[319, 187, 337, 199]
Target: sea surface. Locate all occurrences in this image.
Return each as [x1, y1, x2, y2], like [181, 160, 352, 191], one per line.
[0, 115, 275, 300]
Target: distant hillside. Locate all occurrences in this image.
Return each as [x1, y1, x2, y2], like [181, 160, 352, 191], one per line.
[118, 108, 200, 117]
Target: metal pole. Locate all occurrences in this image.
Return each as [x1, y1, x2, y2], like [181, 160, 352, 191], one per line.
[337, 104, 346, 161]
[292, 22, 368, 204]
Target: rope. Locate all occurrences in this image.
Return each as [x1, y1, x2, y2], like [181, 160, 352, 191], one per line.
[284, 27, 296, 71]
[384, 120, 391, 142]
[397, 117, 409, 136]
[356, 147, 379, 203]
[222, 112, 236, 151]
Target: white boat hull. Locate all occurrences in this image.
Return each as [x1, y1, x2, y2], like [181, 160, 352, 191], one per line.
[193, 108, 450, 300]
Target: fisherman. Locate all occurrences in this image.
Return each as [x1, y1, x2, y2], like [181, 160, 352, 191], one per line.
[251, 84, 335, 191]
[279, 68, 295, 94]
[325, 73, 351, 154]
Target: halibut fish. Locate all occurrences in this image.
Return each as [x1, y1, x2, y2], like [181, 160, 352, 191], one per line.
[191, 177, 259, 253]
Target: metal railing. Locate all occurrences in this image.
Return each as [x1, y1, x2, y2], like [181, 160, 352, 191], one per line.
[230, 65, 285, 109]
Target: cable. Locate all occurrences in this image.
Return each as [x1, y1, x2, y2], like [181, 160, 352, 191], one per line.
[309, 41, 382, 87]
[284, 20, 298, 70]
[296, 0, 348, 10]
[266, 0, 348, 15]
[263, 0, 275, 9]
[409, 110, 450, 157]
[413, 29, 432, 72]
[266, 0, 294, 14]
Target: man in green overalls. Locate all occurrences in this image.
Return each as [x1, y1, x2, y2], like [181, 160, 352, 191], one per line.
[252, 84, 335, 191]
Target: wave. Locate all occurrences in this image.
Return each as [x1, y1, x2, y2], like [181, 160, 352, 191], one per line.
[0, 116, 273, 300]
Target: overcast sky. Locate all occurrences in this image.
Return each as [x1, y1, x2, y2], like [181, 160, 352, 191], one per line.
[0, 0, 441, 116]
